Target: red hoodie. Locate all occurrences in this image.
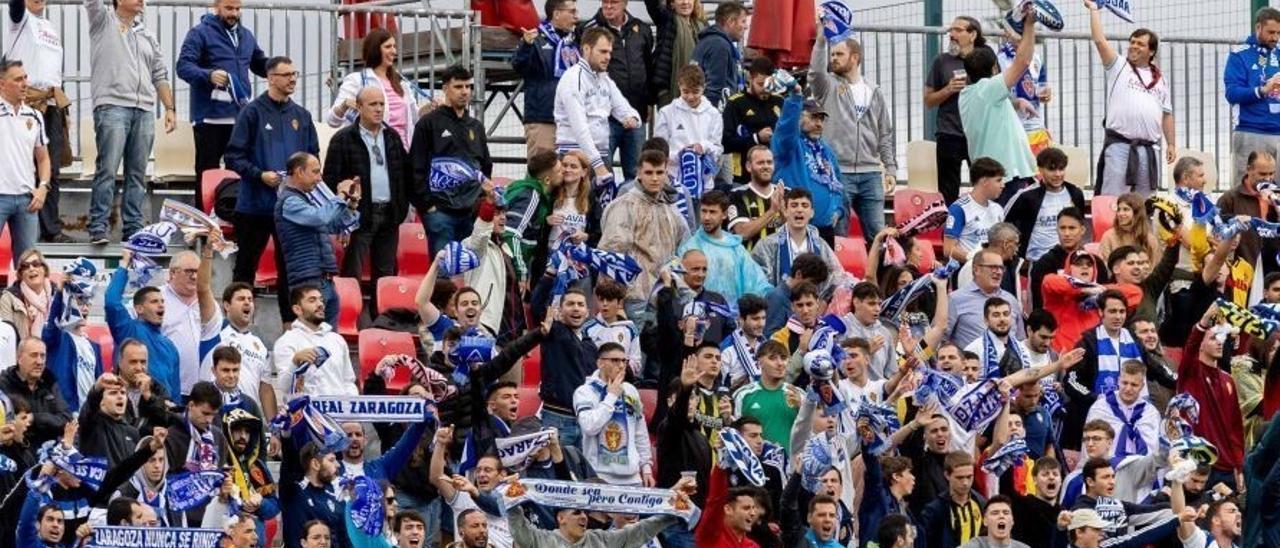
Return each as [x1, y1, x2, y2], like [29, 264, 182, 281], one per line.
[1177, 326, 1246, 472]
[695, 465, 761, 548]
[1041, 259, 1142, 354]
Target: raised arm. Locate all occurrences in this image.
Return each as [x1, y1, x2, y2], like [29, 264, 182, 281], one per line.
[1083, 0, 1119, 66]
[196, 239, 218, 324]
[1002, 11, 1037, 90]
[415, 251, 445, 326]
[428, 425, 458, 501]
[1004, 347, 1085, 387]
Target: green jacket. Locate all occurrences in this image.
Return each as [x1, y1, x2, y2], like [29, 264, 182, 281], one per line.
[502, 174, 552, 283]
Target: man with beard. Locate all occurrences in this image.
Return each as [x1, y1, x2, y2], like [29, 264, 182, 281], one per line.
[727, 147, 783, 251]
[448, 509, 493, 548]
[273, 285, 357, 398]
[281, 441, 347, 548]
[431, 428, 512, 548]
[508, 484, 690, 547]
[1010, 455, 1062, 547]
[961, 495, 1028, 548]
[723, 61, 783, 186]
[199, 278, 275, 417]
[1127, 317, 1176, 412]
[948, 248, 1025, 349]
[538, 289, 598, 450]
[164, 381, 225, 526]
[221, 408, 279, 541]
[676, 190, 773, 303]
[1178, 497, 1242, 548]
[77, 374, 139, 467]
[964, 298, 1031, 379]
[925, 15, 987, 204]
[107, 253, 181, 402]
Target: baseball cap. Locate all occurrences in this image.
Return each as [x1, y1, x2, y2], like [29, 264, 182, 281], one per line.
[802, 98, 828, 117]
[1067, 509, 1107, 531]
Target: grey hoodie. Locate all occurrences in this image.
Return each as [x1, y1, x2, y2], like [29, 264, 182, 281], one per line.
[809, 33, 898, 176]
[83, 0, 169, 110]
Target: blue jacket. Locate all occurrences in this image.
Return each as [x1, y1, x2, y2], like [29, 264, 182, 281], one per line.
[274, 185, 355, 284]
[690, 24, 741, 107]
[676, 229, 773, 303]
[224, 93, 319, 216]
[1245, 414, 1280, 547]
[538, 322, 598, 412]
[345, 420, 427, 483]
[1226, 34, 1280, 134]
[176, 14, 268, 124]
[41, 292, 102, 413]
[511, 26, 576, 123]
[105, 267, 181, 404]
[771, 92, 842, 229]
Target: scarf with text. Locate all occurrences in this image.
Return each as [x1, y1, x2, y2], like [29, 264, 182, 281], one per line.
[982, 329, 1029, 379]
[947, 379, 1009, 433]
[983, 437, 1029, 476]
[1093, 325, 1142, 394]
[495, 428, 556, 470]
[802, 137, 842, 195]
[538, 20, 580, 77]
[719, 427, 767, 486]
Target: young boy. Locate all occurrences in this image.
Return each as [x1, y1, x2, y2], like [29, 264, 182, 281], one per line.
[732, 340, 800, 452]
[654, 64, 723, 193]
[721, 295, 770, 389]
[583, 280, 643, 378]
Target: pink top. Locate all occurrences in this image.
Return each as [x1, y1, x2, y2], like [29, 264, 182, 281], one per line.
[382, 78, 410, 146]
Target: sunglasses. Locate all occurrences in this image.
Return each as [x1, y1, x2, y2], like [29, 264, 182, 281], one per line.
[19, 260, 44, 270]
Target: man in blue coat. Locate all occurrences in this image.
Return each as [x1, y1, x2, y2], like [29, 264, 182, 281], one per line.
[176, 0, 268, 209]
[1226, 7, 1280, 182]
[223, 56, 318, 324]
[771, 88, 843, 245]
[106, 256, 181, 404]
[690, 1, 748, 107]
[511, 0, 580, 157]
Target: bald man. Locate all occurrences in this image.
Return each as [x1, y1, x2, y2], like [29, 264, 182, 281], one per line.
[0, 338, 69, 447]
[1218, 150, 1279, 274]
[321, 85, 419, 311]
[164, 249, 221, 399]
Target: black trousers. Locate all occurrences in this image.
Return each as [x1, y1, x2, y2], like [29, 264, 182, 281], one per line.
[193, 123, 234, 212]
[232, 212, 294, 322]
[935, 133, 969, 205]
[342, 203, 399, 310]
[40, 105, 66, 239]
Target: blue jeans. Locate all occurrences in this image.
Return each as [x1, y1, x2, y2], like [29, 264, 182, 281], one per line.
[0, 195, 37, 269]
[538, 408, 582, 453]
[660, 524, 695, 548]
[423, 207, 475, 256]
[609, 119, 644, 182]
[89, 106, 154, 238]
[295, 277, 340, 327]
[395, 492, 442, 545]
[834, 172, 885, 242]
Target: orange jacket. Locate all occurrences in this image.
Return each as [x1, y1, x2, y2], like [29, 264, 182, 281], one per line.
[1042, 274, 1142, 354]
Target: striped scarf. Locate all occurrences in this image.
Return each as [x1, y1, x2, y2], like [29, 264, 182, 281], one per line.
[1093, 326, 1142, 394]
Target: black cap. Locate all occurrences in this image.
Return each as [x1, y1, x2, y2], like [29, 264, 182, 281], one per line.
[802, 98, 828, 117]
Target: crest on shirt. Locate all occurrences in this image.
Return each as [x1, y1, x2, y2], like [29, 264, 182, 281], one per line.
[291, 118, 300, 131]
[616, 333, 625, 343]
[603, 421, 624, 451]
[746, 109, 755, 116]
[25, 119, 32, 131]
[441, 129, 452, 138]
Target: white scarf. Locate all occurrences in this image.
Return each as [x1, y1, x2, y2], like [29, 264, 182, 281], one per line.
[1094, 326, 1141, 394]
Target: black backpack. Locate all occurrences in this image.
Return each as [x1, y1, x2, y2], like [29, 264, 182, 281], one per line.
[213, 176, 239, 222]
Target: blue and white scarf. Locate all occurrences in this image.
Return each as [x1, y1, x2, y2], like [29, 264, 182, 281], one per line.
[439, 241, 480, 277]
[344, 475, 385, 537]
[760, 441, 788, 477]
[124, 222, 177, 289]
[594, 172, 618, 207]
[427, 157, 483, 194]
[801, 137, 842, 195]
[722, 329, 762, 384]
[983, 437, 1029, 476]
[459, 415, 510, 475]
[804, 351, 847, 416]
[799, 434, 835, 493]
[183, 417, 219, 473]
[447, 327, 496, 386]
[1106, 391, 1149, 459]
[307, 181, 360, 236]
[538, 20, 580, 77]
[166, 470, 226, 512]
[947, 379, 1009, 432]
[677, 148, 717, 202]
[495, 429, 555, 470]
[719, 427, 767, 487]
[857, 401, 900, 456]
[31, 441, 108, 494]
[1097, 0, 1134, 23]
[1093, 326, 1142, 394]
[819, 0, 856, 43]
[778, 225, 824, 281]
[272, 396, 350, 455]
[564, 241, 644, 285]
[881, 260, 960, 326]
[914, 367, 965, 407]
[981, 329, 1029, 380]
[587, 377, 639, 468]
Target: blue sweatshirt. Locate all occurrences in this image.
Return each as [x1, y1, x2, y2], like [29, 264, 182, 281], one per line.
[1225, 34, 1280, 134]
[690, 24, 742, 107]
[176, 13, 268, 124]
[510, 26, 575, 124]
[105, 267, 182, 404]
[41, 292, 102, 412]
[224, 93, 319, 216]
[771, 92, 842, 229]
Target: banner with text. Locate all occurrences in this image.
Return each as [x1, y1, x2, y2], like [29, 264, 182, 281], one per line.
[500, 479, 700, 528]
[86, 526, 224, 548]
[309, 396, 429, 423]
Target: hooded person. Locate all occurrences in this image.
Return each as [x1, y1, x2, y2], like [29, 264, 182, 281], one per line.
[112, 436, 171, 526]
[1041, 250, 1141, 352]
[217, 407, 280, 540]
[675, 190, 773, 303]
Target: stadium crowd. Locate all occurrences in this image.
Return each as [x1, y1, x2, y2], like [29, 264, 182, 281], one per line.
[3, 0, 1280, 546]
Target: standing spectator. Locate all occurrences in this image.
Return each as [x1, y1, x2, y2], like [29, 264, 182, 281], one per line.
[771, 88, 843, 243]
[82, 0, 176, 244]
[1217, 150, 1280, 273]
[0, 61, 49, 262]
[554, 27, 641, 190]
[1178, 305, 1246, 490]
[42, 280, 102, 413]
[645, 0, 706, 107]
[811, 29, 898, 241]
[224, 56, 318, 323]
[0, 338, 68, 447]
[6, 0, 70, 244]
[944, 158, 1007, 263]
[573, 342, 654, 486]
[161, 249, 220, 400]
[599, 150, 689, 321]
[578, 0, 654, 182]
[675, 189, 771, 303]
[325, 28, 430, 146]
[997, 27, 1054, 156]
[655, 65, 723, 189]
[689, 1, 748, 107]
[920, 451, 985, 547]
[962, 496, 1028, 548]
[77, 374, 139, 467]
[720, 295, 770, 388]
[547, 150, 602, 248]
[323, 85, 418, 309]
[503, 151, 564, 290]
[410, 64, 491, 255]
[583, 280, 641, 378]
[1063, 290, 1147, 449]
[199, 281, 275, 417]
[176, 0, 268, 209]
[1084, 0, 1175, 197]
[1225, 7, 1280, 182]
[727, 146, 783, 251]
[106, 255, 181, 403]
[1083, 361, 1159, 459]
[536, 289, 597, 450]
[722, 59, 783, 185]
[462, 188, 526, 345]
[273, 285, 358, 398]
[958, 10, 1038, 205]
[0, 249, 53, 339]
[924, 16, 986, 204]
[731, 340, 799, 452]
[280, 442, 348, 548]
[274, 152, 360, 328]
[751, 188, 843, 291]
[1002, 147, 1087, 261]
[513, 0, 580, 157]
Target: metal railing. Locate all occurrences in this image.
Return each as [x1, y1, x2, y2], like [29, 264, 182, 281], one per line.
[2, 0, 483, 157]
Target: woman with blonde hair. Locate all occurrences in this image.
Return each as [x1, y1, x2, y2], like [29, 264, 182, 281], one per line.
[646, 0, 707, 106]
[0, 249, 53, 338]
[326, 27, 433, 146]
[1099, 192, 1163, 266]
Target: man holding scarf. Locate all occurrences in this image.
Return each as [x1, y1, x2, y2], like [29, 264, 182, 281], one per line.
[770, 86, 843, 244]
[1177, 304, 1247, 491]
[574, 342, 653, 486]
[280, 441, 349, 548]
[273, 284, 357, 399]
[1225, 7, 1280, 183]
[963, 298, 1031, 380]
[106, 254, 181, 404]
[514, 0, 581, 157]
[1083, 361, 1159, 460]
[220, 407, 280, 543]
[1084, 0, 1176, 197]
[553, 26, 640, 198]
[430, 428, 513, 548]
[1216, 150, 1280, 276]
[1063, 290, 1145, 449]
[41, 260, 102, 413]
[163, 381, 225, 526]
[750, 188, 844, 292]
[720, 295, 769, 388]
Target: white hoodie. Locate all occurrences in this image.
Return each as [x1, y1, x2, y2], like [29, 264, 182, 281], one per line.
[572, 372, 653, 485]
[272, 321, 357, 397]
[654, 95, 724, 166]
[553, 60, 640, 169]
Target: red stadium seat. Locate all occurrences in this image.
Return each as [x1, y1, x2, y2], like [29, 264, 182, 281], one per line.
[333, 276, 362, 340]
[845, 210, 864, 240]
[517, 386, 542, 418]
[1091, 195, 1118, 239]
[83, 323, 114, 374]
[376, 276, 419, 315]
[639, 388, 658, 426]
[894, 189, 946, 249]
[264, 518, 278, 547]
[834, 236, 868, 279]
[0, 229, 11, 285]
[397, 223, 431, 277]
[358, 328, 416, 391]
[522, 347, 541, 387]
[200, 168, 237, 215]
[255, 238, 278, 288]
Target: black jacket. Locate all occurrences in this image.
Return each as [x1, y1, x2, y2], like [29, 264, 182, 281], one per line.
[125, 381, 178, 433]
[409, 106, 493, 212]
[656, 383, 713, 507]
[0, 366, 71, 448]
[690, 24, 740, 107]
[322, 122, 423, 226]
[644, 0, 695, 102]
[722, 91, 783, 183]
[77, 384, 142, 469]
[464, 329, 546, 457]
[1002, 182, 1087, 258]
[578, 10, 655, 119]
[164, 416, 227, 526]
[538, 322, 598, 412]
[645, 285, 730, 405]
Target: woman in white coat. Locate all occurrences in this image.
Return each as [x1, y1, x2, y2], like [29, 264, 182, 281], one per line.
[326, 27, 435, 147]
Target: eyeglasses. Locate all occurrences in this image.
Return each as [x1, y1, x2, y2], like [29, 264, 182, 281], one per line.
[173, 267, 199, 277]
[976, 263, 1006, 271]
[269, 71, 299, 79]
